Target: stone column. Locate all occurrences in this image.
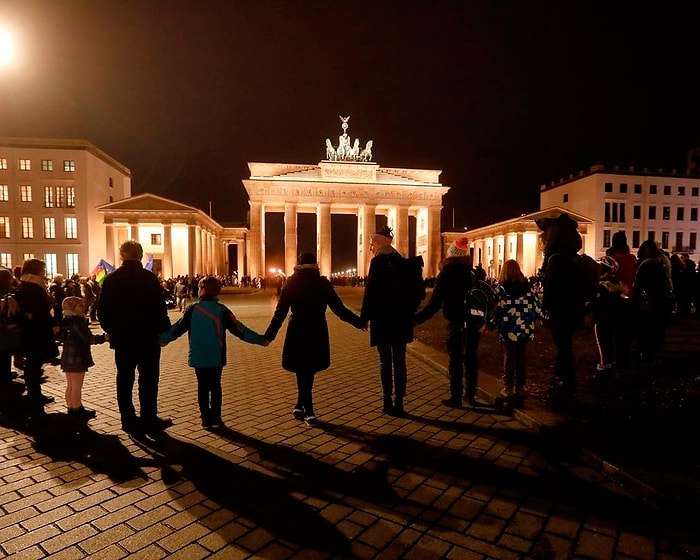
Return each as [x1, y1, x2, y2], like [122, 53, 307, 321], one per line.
[427, 205, 442, 278]
[128, 221, 139, 243]
[284, 202, 298, 276]
[163, 222, 173, 280]
[188, 224, 197, 278]
[516, 232, 524, 268]
[395, 205, 410, 257]
[248, 201, 263, 279]
[357, 204, 376, 278]
[105, 220, 115, 265]
[317, 202, 331, 277]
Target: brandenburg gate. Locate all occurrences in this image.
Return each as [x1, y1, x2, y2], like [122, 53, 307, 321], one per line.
[242, 118, 449, 279]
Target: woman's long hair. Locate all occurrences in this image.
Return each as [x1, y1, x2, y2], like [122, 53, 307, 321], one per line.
[499, 259, 526, 285]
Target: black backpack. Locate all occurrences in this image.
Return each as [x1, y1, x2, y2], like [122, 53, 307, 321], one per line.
[0, 290, 23, 353]
[465, 276, 497, 327]
[389, 254, 426, 312]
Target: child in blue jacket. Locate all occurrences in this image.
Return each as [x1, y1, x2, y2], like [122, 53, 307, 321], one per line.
[489, 260, 546, 407]
[160, 276, 268, 429]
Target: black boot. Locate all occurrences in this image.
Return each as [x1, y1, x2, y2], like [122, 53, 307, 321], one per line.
[393, 396, 405, 417]
[382, 396, 393, 414]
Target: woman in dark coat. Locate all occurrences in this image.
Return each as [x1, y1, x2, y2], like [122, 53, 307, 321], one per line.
[264, 252, 365, 425]
[15, 258, 60, 406]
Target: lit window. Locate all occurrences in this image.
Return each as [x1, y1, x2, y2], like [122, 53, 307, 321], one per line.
[22, 253, 35, 261]
[679, 186, 686, 196]
[44, 254, 57, 277]
[20, 185, 32, 202]
[63, 160, 76, 172]
[66, 186, 75, 207]
[0, 158, 7, 170]
[66, 254, 79, 277]
[0, 185, 8, 201]
[41, 159, 54, 171]
[22, 217, 33, 238]
[44, 217, 56, 239]
[662, 207, 671, 220]
[19, 159, 31, 171]
[0, 253, 11, 268]
[55, 186, 64, 207]
[0, 216, 9, 238]
[151, 233, 162, 245]
[44, 186, 54, 208]
[65, 217, 78, 239]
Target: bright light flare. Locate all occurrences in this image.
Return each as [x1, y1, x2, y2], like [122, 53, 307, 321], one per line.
[0, 28, 15, 66]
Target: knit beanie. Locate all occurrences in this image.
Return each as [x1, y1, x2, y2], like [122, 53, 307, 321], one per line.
[447, 237, 470, 258]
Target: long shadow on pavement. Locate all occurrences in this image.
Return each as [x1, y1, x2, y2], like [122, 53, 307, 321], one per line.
[129, 431, 352, 558]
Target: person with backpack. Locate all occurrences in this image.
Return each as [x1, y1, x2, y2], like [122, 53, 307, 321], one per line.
[360, 225, 415, 416]
[536, 213, 585, 398]
[489, 260, 546, 407]
[415, 237, 486, 408]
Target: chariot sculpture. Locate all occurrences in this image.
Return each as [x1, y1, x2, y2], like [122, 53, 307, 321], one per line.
[324, 116, 373, 162]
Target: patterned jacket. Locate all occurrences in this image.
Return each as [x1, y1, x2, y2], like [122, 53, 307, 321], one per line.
[490, 281, 547, 343]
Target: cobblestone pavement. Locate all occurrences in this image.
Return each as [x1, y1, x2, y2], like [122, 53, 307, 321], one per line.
[0, 289, 697, 559]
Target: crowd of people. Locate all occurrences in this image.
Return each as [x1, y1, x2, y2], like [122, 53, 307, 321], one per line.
[1, 216, 699, 435]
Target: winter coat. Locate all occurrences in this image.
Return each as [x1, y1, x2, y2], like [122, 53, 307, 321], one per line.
[414, 257, 472, 326]
[265, 265, 364, 373]
[15, 277, 59, 362]
[360, 247, 415, 346]
[542, 253, 585, 330]
[491, 281, 546, 342]
[49, 281, 66, 322]
[97, 260, 171, 349]
[633, 257, 675, 317]
[57, 313, 106, 372]
[606, 249, 637, 297]
[161, 296, 265, 368]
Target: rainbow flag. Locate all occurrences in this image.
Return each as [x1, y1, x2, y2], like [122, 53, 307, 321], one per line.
[90, 259, 116, 285]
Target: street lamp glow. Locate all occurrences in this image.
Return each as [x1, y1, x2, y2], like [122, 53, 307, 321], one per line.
[0, 29, 15, 66]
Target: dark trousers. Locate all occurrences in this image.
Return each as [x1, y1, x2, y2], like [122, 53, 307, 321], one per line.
[195, 367, 223, 420]
[24, 355, 45, 398]
[0, 348, 12, 381]
[594, 320, 615, 367]
[549, 320, 576, 390]
[502, 340, 528, 393]
[114, 344, 161, 423]
[295, 370, 317, 415]
[446, 322, 481, 400]
[377, 343, 407, 398]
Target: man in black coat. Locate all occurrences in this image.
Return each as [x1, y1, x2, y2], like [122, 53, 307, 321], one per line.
[98, 241, 172, 434]
[360, 226, 414, 416]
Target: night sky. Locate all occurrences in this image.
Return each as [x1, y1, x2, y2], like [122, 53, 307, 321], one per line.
[2, 1, 699, 271]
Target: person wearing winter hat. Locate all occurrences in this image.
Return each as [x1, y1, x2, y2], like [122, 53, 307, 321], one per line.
[360, 225, 416, 416]
[56, 297, 107, 420]
[415, 237, 485, 408]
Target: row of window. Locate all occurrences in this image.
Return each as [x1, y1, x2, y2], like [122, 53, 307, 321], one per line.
[604, 202, 699, 223]
[604, 183, 700, 196]
[0, 216, 78, 239]
[0, 158, 76, 172]
[602, 229, 698, 252]
[0, 252, 79, 278]
[0, 185, 76, 207]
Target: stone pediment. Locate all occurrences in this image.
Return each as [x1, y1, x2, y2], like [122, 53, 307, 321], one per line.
[97, 193, 199, 213]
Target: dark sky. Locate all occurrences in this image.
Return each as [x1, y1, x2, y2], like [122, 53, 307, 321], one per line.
[2, 1, 699, 270]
